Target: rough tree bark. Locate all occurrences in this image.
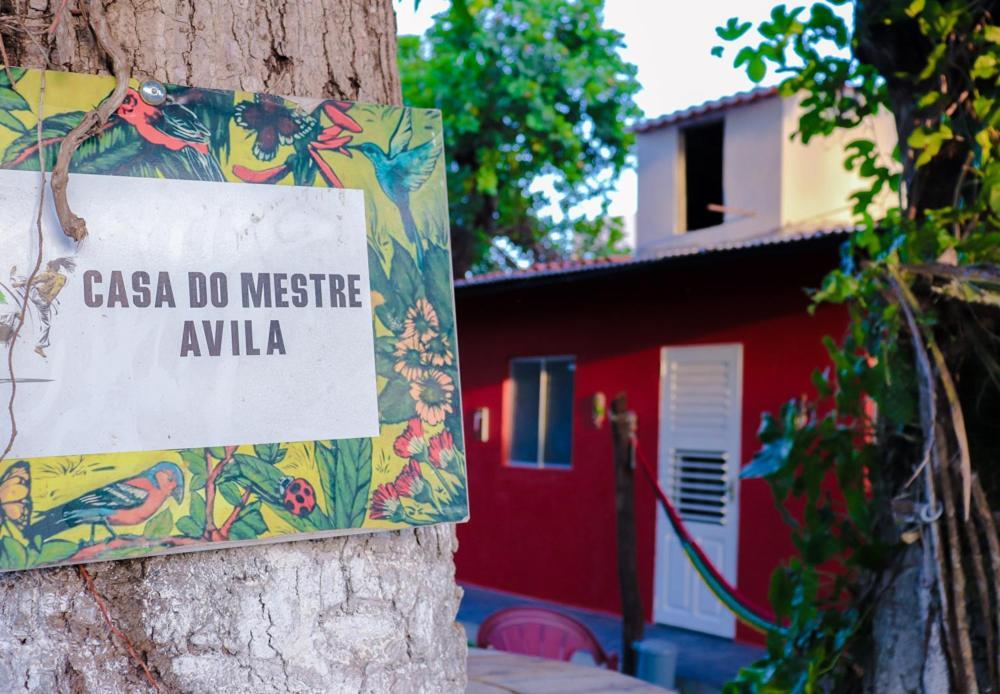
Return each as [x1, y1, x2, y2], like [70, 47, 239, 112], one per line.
[0, 2, 467, 692]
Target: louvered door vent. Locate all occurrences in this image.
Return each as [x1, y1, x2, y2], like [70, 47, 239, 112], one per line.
[666, 449, 728, 525]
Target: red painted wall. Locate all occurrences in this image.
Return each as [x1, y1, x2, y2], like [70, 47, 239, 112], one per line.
[453, 240, 848, 644]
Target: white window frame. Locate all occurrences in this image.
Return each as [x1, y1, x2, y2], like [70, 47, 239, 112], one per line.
[507, 355, 575, 469]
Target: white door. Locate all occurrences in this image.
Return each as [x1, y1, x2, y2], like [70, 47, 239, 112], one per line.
[654, 344, 742, 637]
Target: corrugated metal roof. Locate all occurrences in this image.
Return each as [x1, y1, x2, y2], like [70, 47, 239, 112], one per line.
[634, 86, 780, 133]
[454, 226, 855, 289]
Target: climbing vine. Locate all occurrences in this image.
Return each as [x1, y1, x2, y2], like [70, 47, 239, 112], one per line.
[716, 1, 999, 690]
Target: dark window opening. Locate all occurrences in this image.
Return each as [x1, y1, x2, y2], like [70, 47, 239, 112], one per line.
[509, 356, 575, 468]
[683, 120, 725, 231]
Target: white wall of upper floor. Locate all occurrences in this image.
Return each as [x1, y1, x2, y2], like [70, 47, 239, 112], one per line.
[635, 93, 898, 259]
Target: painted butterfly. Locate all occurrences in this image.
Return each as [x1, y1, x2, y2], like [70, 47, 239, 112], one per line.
[0, 461, 31, 530]
[233, 94, 313, 162]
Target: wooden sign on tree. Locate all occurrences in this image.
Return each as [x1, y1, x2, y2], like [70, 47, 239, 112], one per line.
[0, 67, 468, 571]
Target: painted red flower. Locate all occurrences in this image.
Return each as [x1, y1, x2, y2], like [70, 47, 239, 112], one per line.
[393, 460, 429, 502]
[428, 430, 455, 469]
[403, 299, 439, 342]
[394, 334, 429, 381]
[393, 418, 427, 460]
[370, 483, 404, 521]
[410, 369, 454, 425]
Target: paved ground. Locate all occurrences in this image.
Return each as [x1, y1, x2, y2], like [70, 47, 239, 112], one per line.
[458, 583, 764, 692]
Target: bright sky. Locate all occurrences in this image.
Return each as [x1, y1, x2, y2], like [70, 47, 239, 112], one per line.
[395, 0, 786, 219]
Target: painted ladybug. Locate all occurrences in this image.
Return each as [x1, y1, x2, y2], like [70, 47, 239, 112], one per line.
[280, 477, 316, 517]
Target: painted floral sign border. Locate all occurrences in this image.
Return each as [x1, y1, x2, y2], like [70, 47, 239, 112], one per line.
[0, 67, 467, 571]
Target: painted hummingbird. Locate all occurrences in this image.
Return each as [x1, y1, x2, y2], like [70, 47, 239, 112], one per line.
[116, 87, 225, 182]
[352, 110, 441, 268]
[26, 461, 185, 543]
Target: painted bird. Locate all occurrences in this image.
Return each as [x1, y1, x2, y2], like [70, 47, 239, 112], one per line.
[115, 87, 225, 182]
[26, 462, 185, 543]
[352, 110, 441, 268]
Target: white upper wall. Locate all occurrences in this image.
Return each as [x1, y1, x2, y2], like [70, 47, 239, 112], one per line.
[635, 92, 897, 259]
[779, 96, 898, 232]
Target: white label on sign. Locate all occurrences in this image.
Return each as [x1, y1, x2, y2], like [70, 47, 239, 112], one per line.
[0, 170, 380, 458]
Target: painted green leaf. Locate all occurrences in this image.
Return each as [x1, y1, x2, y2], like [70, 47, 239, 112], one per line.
[189, 491, 206, 528]
[424, 245, 455, 333]
[253, 442, 285, 465]
[180, 449, 208, 490]
[233, 454, 284, 502]
[315, 441, 337, 519]
[332, 438, 373, 528]
[143, 508, 174, 539]
[219, 480, 246, 507]
[33, 539, 78, 566]
[0, 109, 26, 134]
[378, 375, 417, 424]
[0, 84, 29, 113]
[390, 239, 424, 309]
[375, 335, 398, 378]
[0, 536, 28, 570]
[176, 516, 203, 539]
[229, 504, 267, 540]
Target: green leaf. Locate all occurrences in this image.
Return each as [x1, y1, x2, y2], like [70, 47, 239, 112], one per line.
[143, 508, 174, 539]
[180, 449, 208, 491]
[904, 0, 925, 17]
[716, 17, 752, 40]
[0, 109, 27, 134]
[233, 454, 285, 502]
[229, 504, 268, 540]
[33, 539, 78, 566]
[375, 335, 399, 378]
[748, 55, 768, 83]
[176, 516, 203, 539]
[189, 491, 206, 527]
[0, 67, 26, 89]
[253, 442, 285, 465]
[0, 536, 28, 570]
[972, 54, 998, 80]
[0, 84, 30, 112]
[378, 375, 417, 424]
[315, 441, 337, 518]
[332, 438, 373, 528]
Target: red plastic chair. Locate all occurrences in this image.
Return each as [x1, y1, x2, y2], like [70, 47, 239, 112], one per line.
[475, 607, 619, 670]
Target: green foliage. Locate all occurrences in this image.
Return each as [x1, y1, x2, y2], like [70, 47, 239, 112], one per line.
[717, 1, 999, 690]
[399, 0, 641, 273]
[329, 439, 374, 528]
[143, 509, 174, 539]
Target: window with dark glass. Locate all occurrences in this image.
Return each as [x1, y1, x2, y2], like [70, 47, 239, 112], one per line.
[508, 356, 575, 467]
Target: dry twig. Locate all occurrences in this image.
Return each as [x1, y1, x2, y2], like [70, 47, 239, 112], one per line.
[891, 266, 972, 518]
[0, 71, 48, 464]
[78, 566, 161, 692]
[50, 0, 130, 242]
[936, 445, 979, 694]
[973, 476, 1000, 689]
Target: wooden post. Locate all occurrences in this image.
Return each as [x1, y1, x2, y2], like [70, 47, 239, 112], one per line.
[611, 392, 645, 675]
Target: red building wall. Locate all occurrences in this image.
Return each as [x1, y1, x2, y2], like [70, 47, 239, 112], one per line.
[453, 240, 848, 644]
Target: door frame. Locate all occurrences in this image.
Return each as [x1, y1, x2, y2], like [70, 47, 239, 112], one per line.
[653, 343, 743, 638]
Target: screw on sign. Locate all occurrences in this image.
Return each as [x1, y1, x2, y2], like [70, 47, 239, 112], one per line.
[139, 80, 167, 106]
[280, 477, 316, 517]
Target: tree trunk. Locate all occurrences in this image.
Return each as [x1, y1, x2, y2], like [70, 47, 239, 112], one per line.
[0, 2, 466, 692]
